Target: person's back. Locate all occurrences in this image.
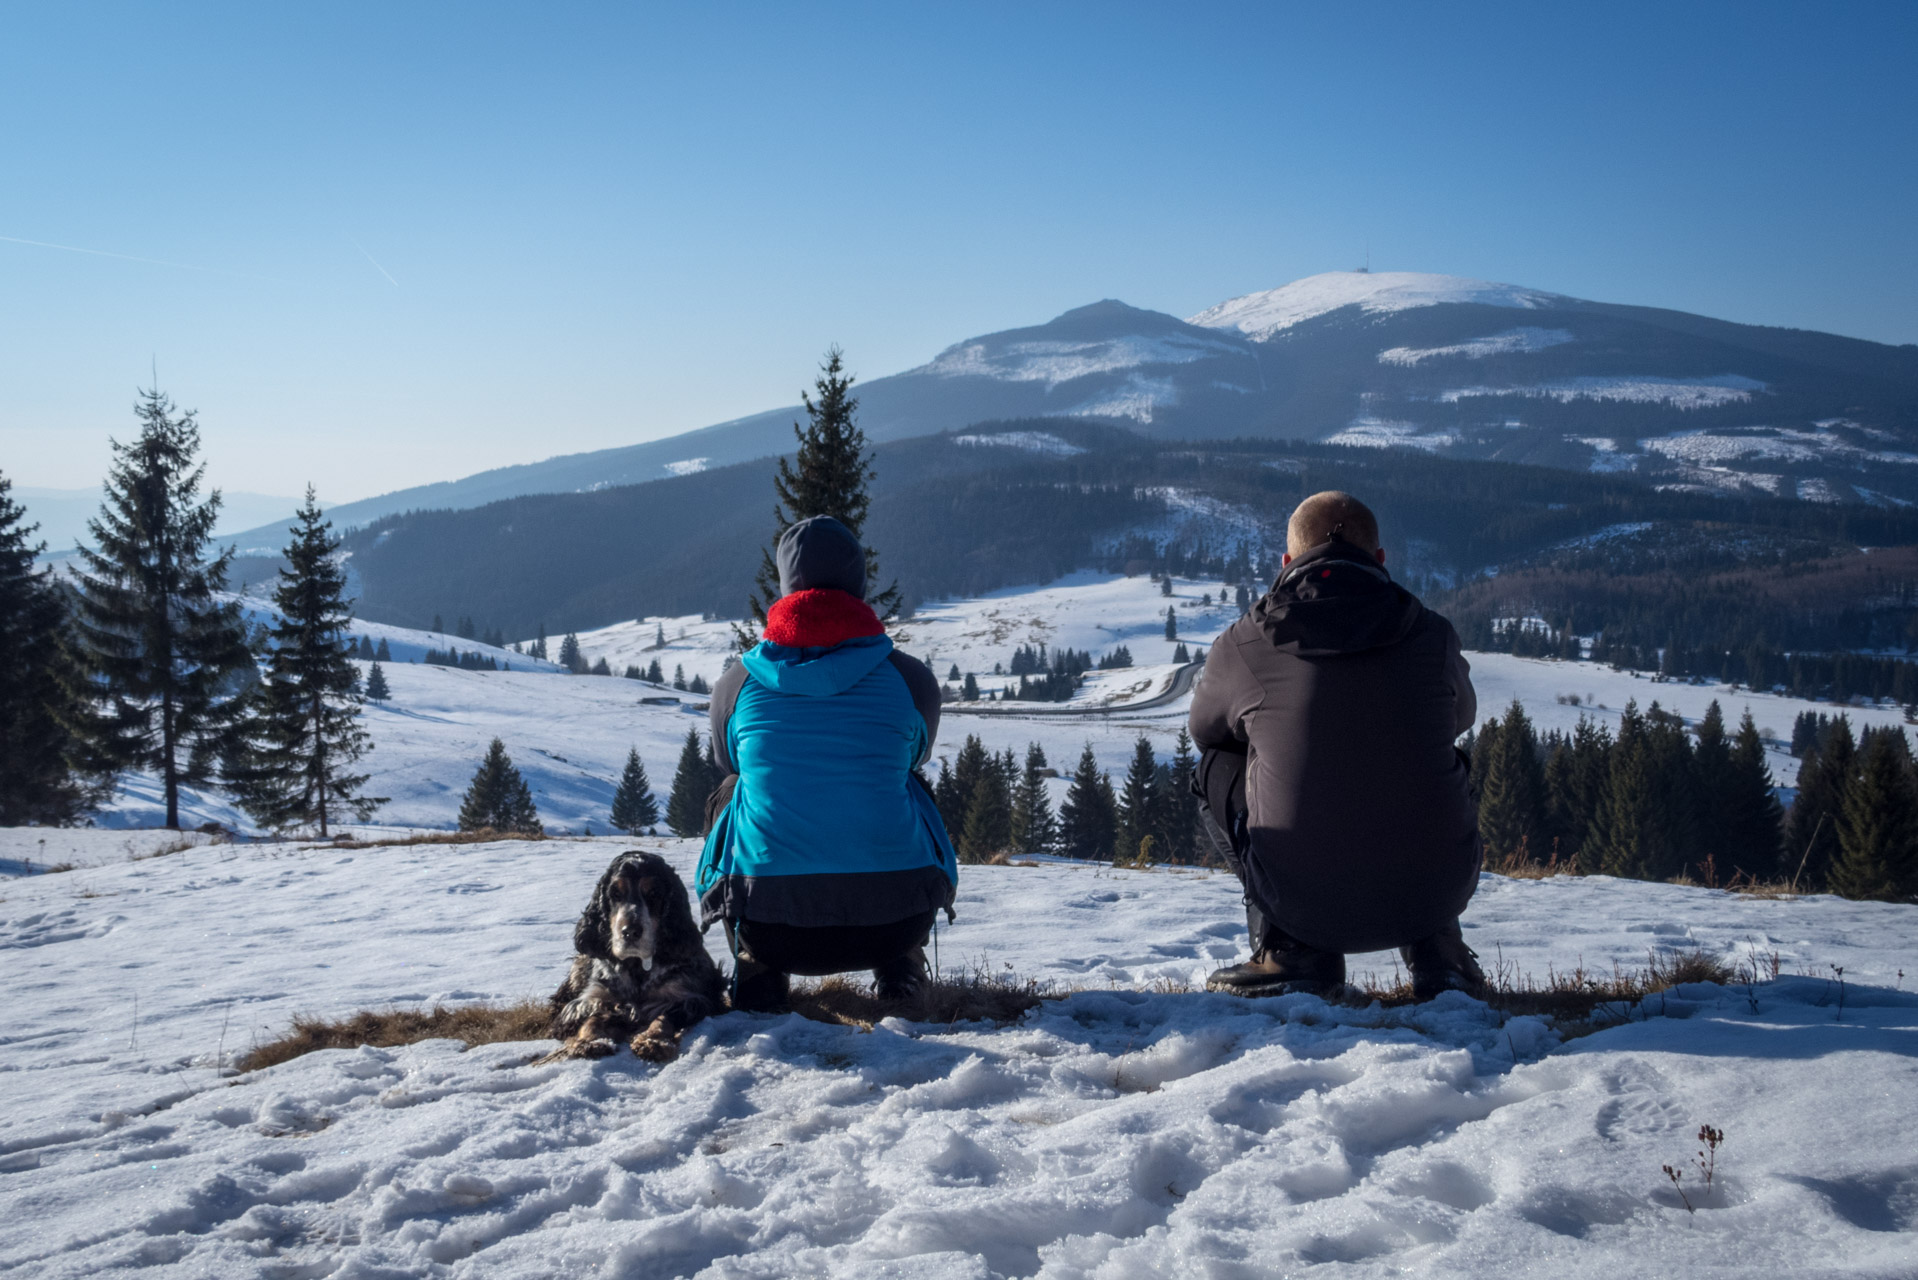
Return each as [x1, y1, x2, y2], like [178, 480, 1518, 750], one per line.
[697, 516, 956, 1010]
[1189, 491, 1482, 997]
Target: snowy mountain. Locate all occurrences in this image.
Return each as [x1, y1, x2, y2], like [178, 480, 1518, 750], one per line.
[227, 271, 1918, 552]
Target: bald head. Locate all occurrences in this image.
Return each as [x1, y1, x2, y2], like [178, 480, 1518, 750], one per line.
[1286, 491, 1381, 559]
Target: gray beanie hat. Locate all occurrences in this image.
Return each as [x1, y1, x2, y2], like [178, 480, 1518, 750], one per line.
[776, 515, 867, 600]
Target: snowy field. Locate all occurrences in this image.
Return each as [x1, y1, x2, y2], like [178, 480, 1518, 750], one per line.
[2, 832, 1914, 1277]
[64, 570, 1918, 840]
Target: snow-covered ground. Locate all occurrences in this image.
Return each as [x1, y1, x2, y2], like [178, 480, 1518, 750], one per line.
[70, 571, 1918, 837]
[2, 831, 1913, 1278]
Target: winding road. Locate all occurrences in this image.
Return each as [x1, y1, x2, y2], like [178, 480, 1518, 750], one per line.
[944, 660, 1204, 718]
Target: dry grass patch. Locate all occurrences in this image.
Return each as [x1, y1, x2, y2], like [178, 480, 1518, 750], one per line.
[235, 950, 1765, 1072]
[237, 1000, 550, 1072]
[790, 967, 1054, 1030]
[1348, 947, 1742, 1030]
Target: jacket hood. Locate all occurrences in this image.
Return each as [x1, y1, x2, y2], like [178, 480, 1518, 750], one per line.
[741, 632, 895, 697]
[1253, 541, 1424, 656]
[777, 515, 867, 599]
[764, 588, 884, 649]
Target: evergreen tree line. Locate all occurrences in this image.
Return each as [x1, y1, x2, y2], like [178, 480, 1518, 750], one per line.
[928, 733, 1205, 866]
[424, 647, 507, 671]
[347, 636, 394, 661]
[1467, 697, 1918, 900]
[1456, 610, 1918, 709]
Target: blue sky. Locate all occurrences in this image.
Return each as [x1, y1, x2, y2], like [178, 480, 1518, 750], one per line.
[3, 2, 1914, 504]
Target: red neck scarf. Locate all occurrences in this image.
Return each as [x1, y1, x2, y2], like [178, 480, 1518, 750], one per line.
[763, 588, 884, 649]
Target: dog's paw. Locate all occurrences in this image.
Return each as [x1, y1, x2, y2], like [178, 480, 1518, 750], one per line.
[628, 1018, 680, 1064]
[533, 1036, 621, 1065]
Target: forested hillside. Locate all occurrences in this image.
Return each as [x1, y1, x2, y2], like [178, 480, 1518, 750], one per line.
[340, 422, 1918, 661]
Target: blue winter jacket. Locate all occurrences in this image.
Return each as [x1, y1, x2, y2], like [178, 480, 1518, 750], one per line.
[695, 633, 958, 928]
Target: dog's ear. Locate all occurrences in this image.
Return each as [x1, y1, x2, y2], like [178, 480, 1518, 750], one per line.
[574, 861, 619, 958]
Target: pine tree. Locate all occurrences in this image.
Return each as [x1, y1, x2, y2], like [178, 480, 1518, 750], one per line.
[654, 622, 666, 649]
[948, 663, 961, 682]
[1691, 701, 1736, 876]
[457, 738, 543, 835]
[374, 637, 392, 662]
[1478, 700, 1547, 864]
[940, 735, 991, 835]
[558, 633, 583, 674]
[590, 656, 612, 676]
[1173, 642, 1190, 664]
[433, 613, 444, 634]
[1723, 710, 1784, 877]
[71, 387, 253, 828]
[532, 624, 548, 662]
[959, 763, 1013, 864]
[610, 746, 661, 834]
[1546, 716, 1612, 868]
[674, 664, 688, 690]
[1166, 727, 1199, 864]
[1117, 736, 1161, 864]
[0, 472, 93, 824]
[665, 727, 711, 837]
[1059, 743, 1118, 860]
[228, 489, 384, 835]
[1164, 607, 1178, 641]
[1829, 727, 1918, 901]
[646, 658, 664, 684]
[1010, 742, 1058, 856]
[1594, 701, 1656, 878]
[743, 348, 898, 635]
[1785, 714, 1854, 887]
[962, 672, 979, 701]
[365, 662, 391, 701]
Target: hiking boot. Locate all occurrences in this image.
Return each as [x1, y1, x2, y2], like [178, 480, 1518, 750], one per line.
[730, 954, 791, 1013]
[1205, 929, 1345, 997]
[1401, 921, 1486, 1000]
[872, 946, 930, 1002]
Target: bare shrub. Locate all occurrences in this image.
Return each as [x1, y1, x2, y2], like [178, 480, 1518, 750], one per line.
[790, 965, 1052, 1030]
[1351, 947, 1738, 1029]
[327, 828, 550, 849]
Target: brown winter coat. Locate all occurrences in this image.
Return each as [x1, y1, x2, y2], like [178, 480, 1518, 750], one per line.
[1188, 540, 1480, 953]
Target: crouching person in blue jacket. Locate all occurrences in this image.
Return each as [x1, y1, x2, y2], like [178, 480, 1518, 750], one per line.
[696, 515, 958, 1012]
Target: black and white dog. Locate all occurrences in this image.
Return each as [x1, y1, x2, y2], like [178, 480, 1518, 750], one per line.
[542, 851, 725, 1063]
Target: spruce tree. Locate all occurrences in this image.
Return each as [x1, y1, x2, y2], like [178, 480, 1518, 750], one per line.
[1550, 716, 1613, 869]
[646, 658, 664, 683]
[1010, 741, 1058, 856]
[1691, 701, 1735, 875]
[1477, 700, 1547, 864]
[743, 348, 898, 636]
[1594, 701, 1658, 879]
[231, 490, 386, 835]
[590, 656, 612, 676]
[1723, 709, 1784, 877]
[959, 765, 1013, 863]
[1166, 728, 1199, 863]
[940, 735, 991, 836]
[558, 633, 583, 673]
[365, 662, 391, 701]
[374, 637, 392, 662]
[1829, 727, 1918, 901]
[1785, 715, 1854, 887]
[1117, 735, 1161, 864]
[0, 473, 93, 824]
[665, 727, 711, 837]
[71, 387, 253, 828]
[457, 738, 543, 835]
[533, 624, 548, 661]
[1059, 743, 1118, 860]
[610, 746, 661, 834]
[1164, 607, 1177, 641]
[962, 672, 979, 701]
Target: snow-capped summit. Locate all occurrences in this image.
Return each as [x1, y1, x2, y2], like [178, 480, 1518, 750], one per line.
[1188, 270, 1567, 342]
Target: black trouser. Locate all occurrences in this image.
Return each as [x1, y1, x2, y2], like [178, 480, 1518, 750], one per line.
[1194, 746, 1271, 943]
[726, 910, 936, 977]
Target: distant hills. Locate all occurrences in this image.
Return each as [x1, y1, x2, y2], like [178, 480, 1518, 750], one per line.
[229, 270, 1918, 552]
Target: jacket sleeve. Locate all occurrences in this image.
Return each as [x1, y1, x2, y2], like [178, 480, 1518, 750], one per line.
[1188, 629, 1259, 752]
[708, 661, 749, 775]
[1441, 619, 1477, 737]
[887, 650, 942, 767]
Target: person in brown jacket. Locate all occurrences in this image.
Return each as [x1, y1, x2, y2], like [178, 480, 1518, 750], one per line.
[1188, 490, 1485, 998]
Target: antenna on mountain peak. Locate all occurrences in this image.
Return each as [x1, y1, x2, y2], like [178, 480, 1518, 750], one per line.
[1357, 241, 1370, 274]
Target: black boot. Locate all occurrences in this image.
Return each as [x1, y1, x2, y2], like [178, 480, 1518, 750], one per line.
[730, 952, 791, 1013]
[1401, 919, 1486, 1000]
[1206, 921, 1344, 997]
[872, 946, 930, 1002]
